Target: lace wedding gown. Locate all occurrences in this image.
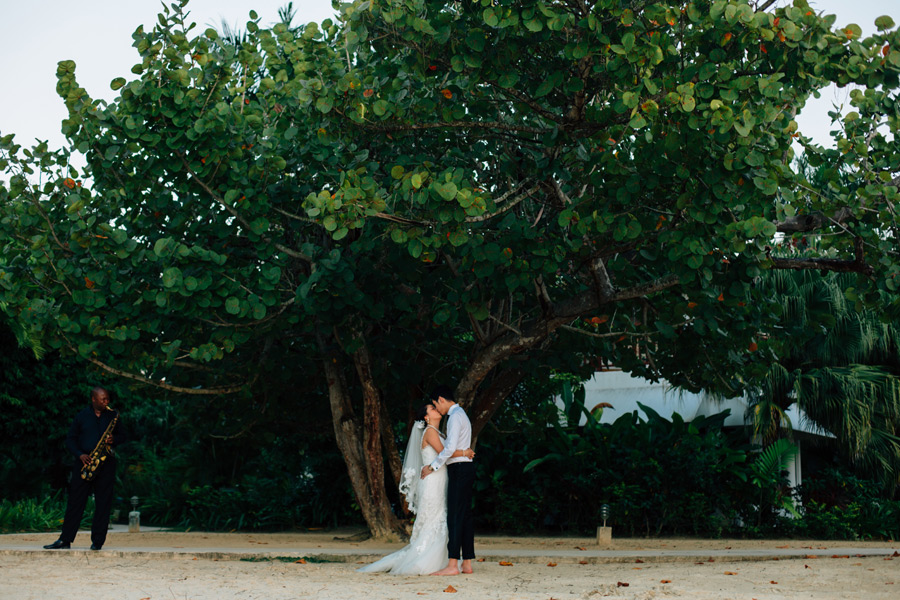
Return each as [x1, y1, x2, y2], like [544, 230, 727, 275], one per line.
[358, 445, 449, 575]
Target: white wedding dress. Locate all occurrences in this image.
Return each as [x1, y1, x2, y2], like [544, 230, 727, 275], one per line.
[358, 444, 449, 575]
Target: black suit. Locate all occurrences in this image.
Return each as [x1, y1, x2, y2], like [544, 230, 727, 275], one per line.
[58, 407, 125, 547]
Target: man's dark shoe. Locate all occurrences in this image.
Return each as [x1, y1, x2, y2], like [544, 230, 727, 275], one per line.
[43, 540, 70, 550]
[90, 544, 102, 551]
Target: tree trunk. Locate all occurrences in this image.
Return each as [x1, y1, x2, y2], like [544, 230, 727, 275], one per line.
[319, 333, 405, 541]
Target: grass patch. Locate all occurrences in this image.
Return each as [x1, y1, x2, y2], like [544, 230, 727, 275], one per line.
[239, 555, 336, 563]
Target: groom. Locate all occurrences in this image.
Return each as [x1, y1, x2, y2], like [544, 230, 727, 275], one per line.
[421, 385, 475, 576]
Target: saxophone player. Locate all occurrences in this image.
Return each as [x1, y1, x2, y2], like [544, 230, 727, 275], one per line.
[43, 387, 126, 551]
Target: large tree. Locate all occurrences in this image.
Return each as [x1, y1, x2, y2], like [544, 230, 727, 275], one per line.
[2, 0, 899, 537]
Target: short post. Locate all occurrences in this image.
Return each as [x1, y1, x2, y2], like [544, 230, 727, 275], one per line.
[128, 496, 141, 533]
[596, 503, 612, 546]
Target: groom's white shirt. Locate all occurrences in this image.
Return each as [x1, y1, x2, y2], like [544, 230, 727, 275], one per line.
[430, 404, 472, 471]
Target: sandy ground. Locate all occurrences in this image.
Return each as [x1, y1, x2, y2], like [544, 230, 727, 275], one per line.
[1, 530, 898, 599]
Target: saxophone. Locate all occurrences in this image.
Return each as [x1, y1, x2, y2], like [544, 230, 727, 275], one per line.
[80, 407, 118, 481]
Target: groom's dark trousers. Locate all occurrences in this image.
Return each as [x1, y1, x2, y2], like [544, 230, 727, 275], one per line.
[447, 462, 476, 560]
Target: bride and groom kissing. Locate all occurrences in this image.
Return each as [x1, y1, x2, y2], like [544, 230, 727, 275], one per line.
[359, 385, 477, 576]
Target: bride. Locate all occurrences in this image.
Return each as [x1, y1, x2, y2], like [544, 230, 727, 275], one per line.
[358, 404, 474, 575]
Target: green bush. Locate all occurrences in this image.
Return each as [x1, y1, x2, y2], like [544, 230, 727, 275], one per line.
[474, 397, 751, 537]
[796, 468, 900, 540]
[0, 491, 93, 533]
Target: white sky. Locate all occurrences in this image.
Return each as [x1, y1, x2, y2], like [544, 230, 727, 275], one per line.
[0, 0, 895, 152]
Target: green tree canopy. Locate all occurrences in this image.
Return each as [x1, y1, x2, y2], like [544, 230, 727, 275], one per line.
[2, 0, 899, 536]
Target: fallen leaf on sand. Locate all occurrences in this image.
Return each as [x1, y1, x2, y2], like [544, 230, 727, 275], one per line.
[575, 546, 586, 551]
[776, 545, 789, 549]
[831, 555, 849, 559]
[635, 559, 644, 564]
[893, 551, 900, 557]
[295, 559, 307, 564]
[805, 565, 811, 569]
[724, 572, 738, 576]
[547, 562, 557, 567]
[805, 555, 818, 559]
[579, 561, 589, 565]
[499, 561, 513, 566]
[444, 585, 457, 593]
[616, 582, 629, 587]
[477, 558, 485, 562]
[660, 579, 672, 583]
[770, 581, 778, 584]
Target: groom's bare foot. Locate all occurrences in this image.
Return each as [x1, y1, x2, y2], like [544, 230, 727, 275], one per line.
[461, 560, 474, 574]
[430, 566, 461, 576]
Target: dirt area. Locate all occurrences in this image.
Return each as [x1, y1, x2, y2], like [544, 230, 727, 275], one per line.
[1, 530, 897, 599]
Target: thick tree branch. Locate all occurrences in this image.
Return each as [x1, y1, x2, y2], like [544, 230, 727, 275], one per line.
[79, 352, 246, 394]
[465, 184, 540, 223]
[767, 237, 874, 276]
[456, 274, 681, 403]
[775, 207, 853, 233]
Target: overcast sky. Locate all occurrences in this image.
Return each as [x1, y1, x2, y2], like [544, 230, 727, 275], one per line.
[0, 0, 894, 152]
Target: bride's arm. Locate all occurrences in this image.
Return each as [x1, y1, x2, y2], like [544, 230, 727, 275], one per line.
[423, 428, 444, 453]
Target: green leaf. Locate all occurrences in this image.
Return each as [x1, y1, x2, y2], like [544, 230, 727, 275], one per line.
[162, 267, 183, 288]
[225, 297, 241, 315]
[411, 173, 423, 189]
[448, 230, 468, 246]
[315, 96, 333, 113]
[466, 29, 486, 52]
[110, 77, 126, 91]
[498, 73, 519, 89]
[249, 217, 269, 235]
[535, 78, 555, 98]
[875, 15, 895, 30]
[435, 181, 458, 201]
[391, 165, 405, 179]
[153, 238, 172, 258]
[483, 8, 499, 27]
[629, 114, 647, 129]
[525, 19, 543, 32]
